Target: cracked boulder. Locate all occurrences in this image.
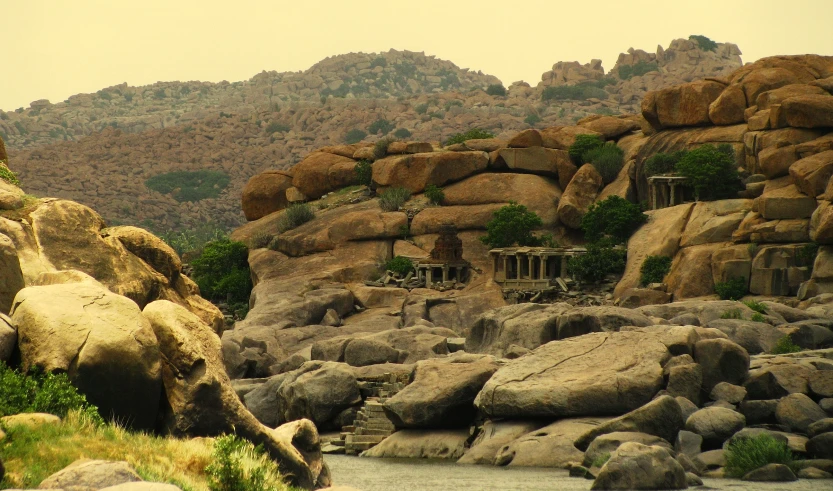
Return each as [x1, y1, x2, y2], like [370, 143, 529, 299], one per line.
[475, 331, 671, 419]
[11, 281, 162, 431]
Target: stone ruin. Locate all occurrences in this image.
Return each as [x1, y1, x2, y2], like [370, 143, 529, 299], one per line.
[647, 175, 692, 209]
[415, 224, 470, 289]
[490, 246, 588, 292]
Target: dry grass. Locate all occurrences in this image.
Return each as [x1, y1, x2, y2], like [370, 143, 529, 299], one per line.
[0, 411, 292, 491]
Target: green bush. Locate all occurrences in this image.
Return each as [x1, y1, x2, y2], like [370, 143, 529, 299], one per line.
[524, 114, 541, 126]
[445, 128, 495, 146]
[675, 144, 741, 200]
[582, 143, 624, 184]
[743, 300, 768, 315]
[344, 129, 367, 144]
[191, 238, 252, 305]
[542, 84, 608, 101]
[384, 256, 414, 276]
[480, 202, 544, 249]
[618, 61, 659, 80]
[581, 196, 648, 245]
[370, 57, 387, 68]
[643, 151, 687, 177]
[0, 363, 103, 424]
[276, 203, 315, 233]
[378, 187, 411, 212]
[724, 434, 794, 478]
[568, 242, 627, 283]
[373, 136, 397, 159]
[355, 160, 372, 186]
[715, 276, 747, 300]
[368, 119, 395, 136]
[772, 336, 802, 354]
[689, 35, 718, 52]
[145, 170, 230, 202]
[157, 225, 227, 257]
[0, 161, 20, 186]
[393, 128, 412, 139]
[264, 122, 289, 135]
[721, 309, 743, 320]
[486, 84, 507, 96]
[796, 242, 819, 268]
[751, 312, 766, 323]
[640, 255, 672, 286]
[568, 134, 605, 165]
[206, 434, 282, 491]
[414, 103, 429, 115]
[424, 184, 444, 205]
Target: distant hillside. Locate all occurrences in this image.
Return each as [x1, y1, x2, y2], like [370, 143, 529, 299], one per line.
[6, 37, 743, 233]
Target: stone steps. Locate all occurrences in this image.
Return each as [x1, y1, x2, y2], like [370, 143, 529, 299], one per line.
[340, 372, 409, 455]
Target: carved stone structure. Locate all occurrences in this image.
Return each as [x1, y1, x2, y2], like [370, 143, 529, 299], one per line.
[648, 175, 691, 210]
[416, 224, 470, 288]
[490, 246, 587, 290]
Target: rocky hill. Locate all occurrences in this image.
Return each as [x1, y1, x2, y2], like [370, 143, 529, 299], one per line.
[5, 37, 742, 232]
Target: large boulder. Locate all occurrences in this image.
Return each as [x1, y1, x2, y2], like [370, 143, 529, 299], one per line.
[142, 301, 329, 489]
[790, 150, 833, 198]
[292, 152, 355, 199]
[242, 170, 294, 221]
[540, 126, 602, 150]
[591, 442, 687, 490]
[383, 355, 499, 428]
[779, 94, 833, 128]
[372, 151, 489, 193]
[557, 164, 603, 229]
[555, 306, 654, 339]
[493, 417, 602, 468]
[12, 282, 162, 430]
[685, 407, 746, 448]
[642, 80, 726, 129]
[0, 314, 15, 362]
[409, 204, 502, 235]
[574, 396, 684, 451]
[0, 232, 23, 314]
[475, 331, 670, 419]
[104, 226, 182, 282]
[811, 200, 833, 243]
[579, 116, 641, 139]
[694, 338, 750, 393]
[457, 420, 546, 465]
[775, 393, 828, 433]
[361, 429, 469, 459]
[497, 147, 576, 187]
[679, 200, 751, 247]
[583, 432, 674, 468]
[465, 303, 567, 356]
[39, 460, 142, 491]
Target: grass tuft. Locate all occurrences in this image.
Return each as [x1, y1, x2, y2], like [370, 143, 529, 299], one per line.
[276, 204, 315, 233]
[378, 187, 411, 212]
[724, 434, 794, 478]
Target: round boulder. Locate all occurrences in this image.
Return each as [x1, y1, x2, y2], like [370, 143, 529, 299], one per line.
[775, 393, 827, 433]
[685, 407, 746, 448]
[591, 442, 687, 490]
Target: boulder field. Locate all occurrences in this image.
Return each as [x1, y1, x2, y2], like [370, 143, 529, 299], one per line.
[2, 53, 833, 490]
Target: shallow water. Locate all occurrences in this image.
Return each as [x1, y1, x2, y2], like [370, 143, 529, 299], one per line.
[325, 455, 833, 491]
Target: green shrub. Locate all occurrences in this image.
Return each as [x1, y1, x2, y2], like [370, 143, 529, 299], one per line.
[772, 336, 802, 354]
[751, 312, 766, 323]
[524, 114, 541, 126]
[368, 119, 395, 136]
[796, 242, 819, 268]
[264, 122, 289, 135]
[542, 84, 608, 101]
[743, 300, 768, 315]
[145, 170, 230, 202]
[643, 151, 687, 177]
[370, 57, 387, 68]
[480, 202, 544, 249]
[0, 363, 103, 424]
[445, 128, 495, 146]
[248, 232, 273, 250]
[424, 184, 444, 205]
[640, 255, 672, 286]
[582, 143, 624, 184]
[724, 434, 794, 478]
[618, 61, 659, 80]
[414, 103, 429, 115]
[568, 134, 605, 165]
[191, 238, 252, 305]
[355, 160, 372, 186]
[689, 35, 718, 52]
[486, 84, 507, 96]
[721, 309, 743, 320]
[675, 144, 741, 200]
[378, 187, 411, 212]
[373, 136, 397, 159]
[157, 225, 227, 257]
[393, 128, 412, 139]
[0, 161, 20, 186]
[581, 196, 648, 245]
[568, 242, 627, 283]
[344, 129, 367, 144]
[715, 276, 747, 300]
[384, 256, 414, 276]
[276, 203, 315, 233]
[206, 434, 283, 491]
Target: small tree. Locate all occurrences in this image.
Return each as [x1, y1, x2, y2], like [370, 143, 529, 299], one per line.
[355, 160, 372, 186]
[675, 144, 741, 200]
[393, 128, 412, 139]
[582, 143, 624, 184]
[714, 276, 748, 300]
[384, 256, 414, 276]
[689, 35, 718, 52]
[480, 202, 544, 248]
[640, 255, 672, 286]
[368, 119, 395, 136]
[568, 134, 605, 165]
[643, 150, 687, 177]
[190, 238, 252, 305]
[486, 84, 507, 96]
[568, 242, 627, 283]
[344, 129, 368, 144]
[581, 196, 647, 245]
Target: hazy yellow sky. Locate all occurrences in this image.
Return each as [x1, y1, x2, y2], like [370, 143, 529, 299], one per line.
[3, 0, 832, 110]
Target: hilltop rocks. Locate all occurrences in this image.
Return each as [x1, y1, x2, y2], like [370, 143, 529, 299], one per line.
[475, 331, 669, 419]
[642, 80, 726, 129]
[292, 152, 356, 199]
[372, 151, 488, 193]
[557, 164, 603, 229]
[12, 282, 162, 430]
[242, 170, 294, 220]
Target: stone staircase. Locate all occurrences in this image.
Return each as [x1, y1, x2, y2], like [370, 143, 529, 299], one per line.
[330, 372, 409, 455]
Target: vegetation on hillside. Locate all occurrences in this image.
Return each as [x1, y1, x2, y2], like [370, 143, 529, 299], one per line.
[0, 363, 102, 423]
[444, 128, 495, 146]
[568, 134, 606, 165]
[190, 238, 252, 315]
[378, 187, 411, 212]
[145, 170, 230, 202]
[480, 202, 552, 249]
[0, 161, 20, 186]
[640, 255, 672, 286]
[542, 84, 608, 102]
[690, 34, 718, 52]
[582, 143, 624, 184]
[424, 184, 445, 205]
[485, 84, 507, 96]
[618, 61, 659, 80]
[714, 276, 748, 300]
[675, 144, 741, 200]
[384, 256, 414, 276]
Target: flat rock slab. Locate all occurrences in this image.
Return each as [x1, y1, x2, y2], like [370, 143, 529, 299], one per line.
[475, 331, 670, 419]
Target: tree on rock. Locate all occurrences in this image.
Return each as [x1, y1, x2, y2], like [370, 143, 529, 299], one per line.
[480, 202, 545, 248]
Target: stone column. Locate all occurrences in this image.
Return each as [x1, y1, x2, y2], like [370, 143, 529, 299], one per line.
[651, 181, 658, 210]
[669, 182, 676, 206]
[540, 257, 548, 280]
[442, 265, 449, 283]
[426, 267, 433, 287]
[515, 255, 521, 281]
[527, 255, 534, 280]
[502, 255, 509, 280]
[560, 256, 569, 278]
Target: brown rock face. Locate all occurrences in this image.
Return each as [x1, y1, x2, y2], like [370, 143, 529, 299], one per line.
[780, 94, 833, 128]
[497, 147, 576, 188]
[242, 170, 293, 221]
[292, 152, 356, 199]
[811, 200, 833, 244]
[790, 150, 833, 198]
[557, 164, 603, 229]
[372, 151, 488, 193]
[709, 85, 747, 125]
[645, 80, 726, 129]
[578, 116, 640, 139]
[540, 126, 603, 150]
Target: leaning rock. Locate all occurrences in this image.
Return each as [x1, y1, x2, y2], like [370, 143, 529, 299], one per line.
[557, 164, 603, 229]
[242, 170, 294, 221]
[574, 396, 684, 451]
[372, 151, 488, 193]
[591, 442, 687, 490]
[476, 331, 669, 419]
[0, 314, 15, 362]
[742, 463, 798, 482]
[104, 226, 182, 282]
[384, 356, 499, 428]
[0, 232, 24, 315]
[493, 417, 601, 468]
[12, 282, 162, 431]
[457, 420, 545, 465]
[775, 393, 827, 433]
[583, 432, 673, 468]
[694, 338, 750, 393]
[685, 407, 746, 448]
[808, 418, 833, 439]
[39, 459, 142, 491]
[361, 429, 468, 459]
[807, 433, 833, 459]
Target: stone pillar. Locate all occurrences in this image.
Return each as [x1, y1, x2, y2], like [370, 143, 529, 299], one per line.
[502, 255, 509, 280]
[515, 255, 521, 281]
[651, 181, 658, 210]
[527, 255, 534, 280]
[540, 257, 548, 280]
[560, 256, 569, 278]
[669, 182, 676, 206]
[442, 265, 449, 283]
[426, 267, 433, 287]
